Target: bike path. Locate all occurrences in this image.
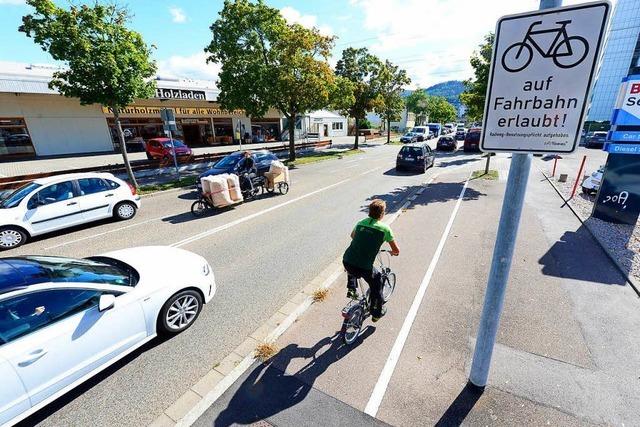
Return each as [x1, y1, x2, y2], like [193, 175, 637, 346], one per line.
[191, 169, 474, 425]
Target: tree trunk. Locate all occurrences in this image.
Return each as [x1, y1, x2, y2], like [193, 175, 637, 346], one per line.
[288, 114, 296, 162]
[354, 117, 359, 150]
[114, 107, 138, 189]
[484, 153, 491, 175]
[387, 118, 391, 144]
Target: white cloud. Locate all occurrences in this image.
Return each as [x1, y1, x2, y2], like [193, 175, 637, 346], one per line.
[169, 7, 187, 23]
[157, 52, 220, 81]
[0, 0, 25, 4]
[349, 0, 617, 88]
[280, 6, 334, 36]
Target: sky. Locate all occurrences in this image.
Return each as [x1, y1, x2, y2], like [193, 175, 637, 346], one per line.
[0, 0, 614, 89]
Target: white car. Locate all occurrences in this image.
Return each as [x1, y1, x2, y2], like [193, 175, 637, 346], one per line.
[0, 173, 141, 250]
[0, 246, 215, 426]
[581, 166, 605, 195]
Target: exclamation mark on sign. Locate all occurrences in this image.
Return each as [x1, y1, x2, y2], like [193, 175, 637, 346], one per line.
[562, 114, 567, 127]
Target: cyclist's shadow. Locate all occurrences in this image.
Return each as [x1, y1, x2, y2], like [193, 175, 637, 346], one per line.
[214, 327, 376, 427]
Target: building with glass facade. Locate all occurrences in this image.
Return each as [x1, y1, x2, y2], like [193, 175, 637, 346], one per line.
[587, 0, 640, 122]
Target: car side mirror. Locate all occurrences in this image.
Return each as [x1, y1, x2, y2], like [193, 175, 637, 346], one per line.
[99, 294, 116, 312]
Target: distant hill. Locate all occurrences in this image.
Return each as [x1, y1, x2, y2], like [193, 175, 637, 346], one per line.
[425, 80, 465, 110]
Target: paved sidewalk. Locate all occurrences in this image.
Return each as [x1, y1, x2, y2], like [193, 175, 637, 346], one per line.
[192, 164, 640, 426]
[0, 136, 386, 178]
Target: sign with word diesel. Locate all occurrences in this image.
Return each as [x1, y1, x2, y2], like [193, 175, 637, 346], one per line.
[481, 2, 610, 153]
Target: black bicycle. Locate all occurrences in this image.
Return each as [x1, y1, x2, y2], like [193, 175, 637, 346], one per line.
[340, 250, 396, 345]
[501, 20, 589, 73]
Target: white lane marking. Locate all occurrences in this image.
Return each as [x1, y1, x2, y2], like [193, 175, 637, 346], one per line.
[364, 174, 470, 417]
[384, 176, 436, 225]
[330, 164, 360, 173]
[44, 215, 167, 250]
[171, 179, 351, 248]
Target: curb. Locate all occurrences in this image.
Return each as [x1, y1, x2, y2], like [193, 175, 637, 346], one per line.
[149, 175, 433, 427]
[538, 168, 640, 297]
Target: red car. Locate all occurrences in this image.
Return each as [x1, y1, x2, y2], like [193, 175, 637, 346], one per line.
[463, 128, 482, 152]
[145, 138, 193, 160]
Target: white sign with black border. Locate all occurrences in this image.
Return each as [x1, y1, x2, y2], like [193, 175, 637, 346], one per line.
[481, 1, 610, 154]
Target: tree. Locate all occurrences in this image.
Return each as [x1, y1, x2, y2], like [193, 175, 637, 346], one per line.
[335, 47, 383, 149]
[205, 0, 335, 161]
[375, 60, 411, 144]
[460, 32, 495, 122]
[426, 95, 457, 124]
[20, 0, 156, 188]
[405, 89, 429, 125]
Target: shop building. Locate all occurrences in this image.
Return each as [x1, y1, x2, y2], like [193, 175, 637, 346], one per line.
[0, 64, 282, 160]
[302, 110, 348, 138]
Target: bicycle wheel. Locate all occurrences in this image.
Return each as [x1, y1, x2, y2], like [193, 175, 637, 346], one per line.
[501, 42, 533, 73]
[382, 272, 396, 303]
[342, 305, 364, 345]
[278, 182, 290, 195]
[553, 36, 588, 69]
[191, 200, 208, 217]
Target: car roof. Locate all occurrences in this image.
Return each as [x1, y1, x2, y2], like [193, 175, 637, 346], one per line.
[401, 143, 426, 148]
[33, 172, 117, 186]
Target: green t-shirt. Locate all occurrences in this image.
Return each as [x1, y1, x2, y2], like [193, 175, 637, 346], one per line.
[343, 217, 395, 270]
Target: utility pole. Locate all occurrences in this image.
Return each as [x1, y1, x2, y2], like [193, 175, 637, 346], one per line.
[468, 0, 563, 388]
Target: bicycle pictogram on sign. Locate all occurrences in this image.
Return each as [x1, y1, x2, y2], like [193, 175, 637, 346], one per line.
[501, 20, 589, 73]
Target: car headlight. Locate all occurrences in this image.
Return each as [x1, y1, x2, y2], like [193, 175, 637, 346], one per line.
[202, 263, 211, 276]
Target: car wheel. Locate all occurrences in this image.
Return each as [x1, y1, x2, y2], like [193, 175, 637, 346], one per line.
[158, 289, 203, 335]
[114, 201, 137, 220]
[0, 226, 28, 250]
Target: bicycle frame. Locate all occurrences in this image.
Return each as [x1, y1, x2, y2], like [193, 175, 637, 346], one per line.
[521, 21, 573, 58]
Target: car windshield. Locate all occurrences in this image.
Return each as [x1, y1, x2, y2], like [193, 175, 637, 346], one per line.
[400, 147, 422, 156]
[413, 128, 425, 133]
[593, 132, 607, 137]
[467, 132, 481, 142]
[428, 125, 439, 132]
[162, 140, 186, 148]
[0, 182, 41, 209]
[215, 154, 242, 168]
[0, 256, 138, 289]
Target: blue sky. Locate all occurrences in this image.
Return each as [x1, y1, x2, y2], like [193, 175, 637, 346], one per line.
[0, 0, 607, 88]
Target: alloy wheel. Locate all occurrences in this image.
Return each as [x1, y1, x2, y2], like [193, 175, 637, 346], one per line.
[118, 203, 135, 219]
[166, 295, 200, 330]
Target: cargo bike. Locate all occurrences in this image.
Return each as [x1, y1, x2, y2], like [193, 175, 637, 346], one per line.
[191, 162, 290, 217]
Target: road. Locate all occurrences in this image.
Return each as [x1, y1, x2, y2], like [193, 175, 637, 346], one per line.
[12, 138, 483, 426]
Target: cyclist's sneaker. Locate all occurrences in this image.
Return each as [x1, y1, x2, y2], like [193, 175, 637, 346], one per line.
[347, 288, 359, 300]
[372, 307, 387, 322]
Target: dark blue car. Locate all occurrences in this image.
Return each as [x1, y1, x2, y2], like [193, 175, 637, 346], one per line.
[196, 150, 279, 192]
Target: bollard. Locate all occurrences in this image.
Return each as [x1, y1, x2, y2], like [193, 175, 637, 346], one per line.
[558, 174, 568, 183]
[552, 157, 558, 177]
[570, 155, 587, 199]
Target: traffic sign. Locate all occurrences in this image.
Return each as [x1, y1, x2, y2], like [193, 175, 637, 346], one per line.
[481, 2, 610, 153]
[160, 108, 177, 132]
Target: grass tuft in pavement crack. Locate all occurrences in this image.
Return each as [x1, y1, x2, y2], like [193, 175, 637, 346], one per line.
[471, 170, 499, 180]
[255, 342, 278, 362]
[285, 149, 364, 167]
[312, 288, 329, 302]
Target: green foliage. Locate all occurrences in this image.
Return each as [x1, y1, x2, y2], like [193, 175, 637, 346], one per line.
[427, 95, 457, 124]
[405, 89, 430, 124]
[205, 0, 335, 160]
[20, 0, 157, 188]
[20, 0, 156, 108]
[359, 118, 373, 129]
[460, 32, 495, 122]
[335, 47, 384, 148]
[375, 60, 411, 122]
[425, 80, 464, 110]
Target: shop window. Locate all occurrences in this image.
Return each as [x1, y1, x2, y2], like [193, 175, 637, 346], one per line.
[0, 118, 35, 158]
[332, 122, 343, 130]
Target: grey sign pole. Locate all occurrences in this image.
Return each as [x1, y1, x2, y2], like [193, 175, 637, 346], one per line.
[469, 0, 562, 388]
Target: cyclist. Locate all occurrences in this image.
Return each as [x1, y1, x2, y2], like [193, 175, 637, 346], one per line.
[237, 151, 257, 194]
[343, 199, 399, 322]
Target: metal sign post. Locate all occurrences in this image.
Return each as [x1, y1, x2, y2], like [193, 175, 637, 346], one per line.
[161, 108, 180, 177]
[469, 0, 610, 388]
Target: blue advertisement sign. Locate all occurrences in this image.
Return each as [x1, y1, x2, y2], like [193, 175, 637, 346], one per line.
[605, 143, 640, 155]
[610, 75, 640, 126]
[609, 131, 640, 142]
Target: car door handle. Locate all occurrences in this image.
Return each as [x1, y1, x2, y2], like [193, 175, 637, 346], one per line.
[18, 349, 47, 367]
[67, 201, 78, 206]
[104, 193, 115, 197]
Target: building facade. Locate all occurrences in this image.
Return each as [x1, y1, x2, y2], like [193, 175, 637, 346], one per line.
[0, 64, 282, 160]
[587, 0, 640, 121]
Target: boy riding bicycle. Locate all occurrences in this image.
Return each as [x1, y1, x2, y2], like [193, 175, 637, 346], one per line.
[343, 199, 399, 322]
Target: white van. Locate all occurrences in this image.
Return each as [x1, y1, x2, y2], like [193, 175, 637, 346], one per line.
[411, 126, 430, 141]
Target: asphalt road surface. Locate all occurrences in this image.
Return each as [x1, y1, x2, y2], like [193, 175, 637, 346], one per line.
[11, 140, 482, 426]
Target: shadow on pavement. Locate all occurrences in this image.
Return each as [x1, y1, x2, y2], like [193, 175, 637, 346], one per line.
[437, 157, 482, 168]
[538, 224, 628, 286]
[213, 329, 375, 427]
[16, 337, 167, 427]
[434, 382, 484, 427]
[362, 181, 487, 216]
